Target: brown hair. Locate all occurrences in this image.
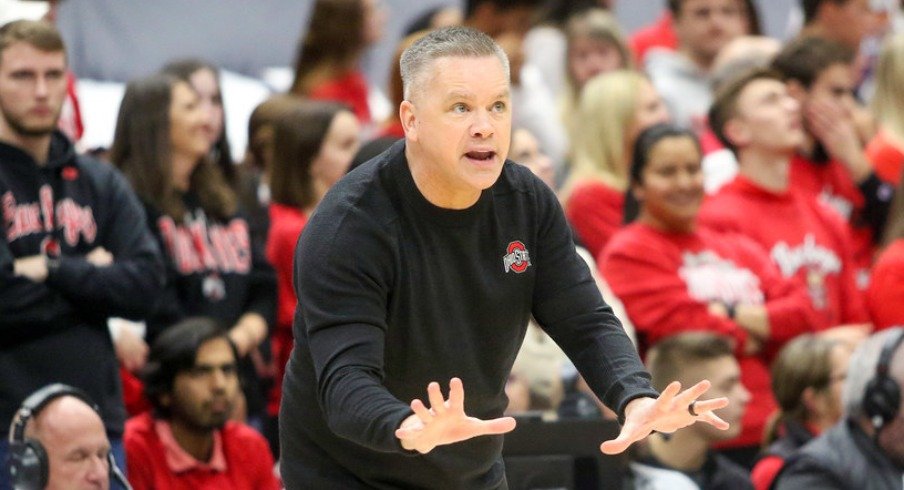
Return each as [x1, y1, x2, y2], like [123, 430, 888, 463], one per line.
[763, 334, 840, 447]
[0, 19, 65, 61]
[244, 94, 306, 172]
[110, 74, 236, 222]
[270, 100, 349, 209]
[771, 35, 855, 89]
[708, 67, 784, 154]
[647, 332, 734, 393]
[291, 0, 366, 96]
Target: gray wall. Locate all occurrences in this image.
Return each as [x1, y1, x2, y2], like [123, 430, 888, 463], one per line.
[57, 0, 796, 89]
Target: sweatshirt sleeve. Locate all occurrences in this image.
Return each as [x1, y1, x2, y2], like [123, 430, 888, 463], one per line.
[820, 206, 870, 324]
[295, 203, 413, 453]
[532, 186, 658, 422]
[600, 233, 750, 353]
[855, 171, 894, 241]
[734, 235, 822, 344]
[44, 166, 165, 320]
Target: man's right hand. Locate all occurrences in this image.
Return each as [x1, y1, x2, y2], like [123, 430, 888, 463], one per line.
[13, 255, 48, 282]
[395, 378, 517, 454]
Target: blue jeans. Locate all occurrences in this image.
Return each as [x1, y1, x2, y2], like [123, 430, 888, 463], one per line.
[0, 436, 128, 490]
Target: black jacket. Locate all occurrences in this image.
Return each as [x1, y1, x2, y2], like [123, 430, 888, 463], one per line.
[0, 132, 165, 436]
[774, 418, 903, 490]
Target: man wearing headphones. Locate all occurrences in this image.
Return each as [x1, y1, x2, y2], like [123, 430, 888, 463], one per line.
[774, 327, 904, 489]
[7, 384, 132, 490]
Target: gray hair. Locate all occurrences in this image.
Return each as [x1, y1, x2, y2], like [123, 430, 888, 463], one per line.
[399, 26, 510, 101]
[843, 328, 904, 419]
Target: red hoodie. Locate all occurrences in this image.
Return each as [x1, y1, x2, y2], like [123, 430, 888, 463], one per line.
[699, 176, 868, 328]
[265, 203, 309, 415]
[601, 223, 820, 448]
[565, 179, 624, 259]
[868, 238, 904, 330]
[790, 154, 874, 289]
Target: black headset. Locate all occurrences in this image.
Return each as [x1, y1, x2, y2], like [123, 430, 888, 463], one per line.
[863, 330, 904, 432]
[7, 383, 132, 490]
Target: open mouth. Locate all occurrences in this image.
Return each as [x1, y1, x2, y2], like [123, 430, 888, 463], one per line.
[465, 150, 496, 162]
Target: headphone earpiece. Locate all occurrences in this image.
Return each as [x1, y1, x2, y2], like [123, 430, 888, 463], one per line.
[863, 331, 904, 433]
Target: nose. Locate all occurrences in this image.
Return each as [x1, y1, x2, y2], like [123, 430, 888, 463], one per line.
[470, 109, 494, 139]
[85, 454, 109, 487]
[34, 75, 49, 98]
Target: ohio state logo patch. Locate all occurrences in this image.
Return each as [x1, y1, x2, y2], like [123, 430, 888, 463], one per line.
[503, 241, 531, 273]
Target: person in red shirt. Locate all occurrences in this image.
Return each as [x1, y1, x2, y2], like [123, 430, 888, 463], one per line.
[290, 0, 386, 125]
[265, 101, 360, 435]
[772, 36, 895, 288]
[125, 318, 280, 490]
[564, 70, 670, 258]
[601, 123, 820, 466]
[868, 174, 904, 330]
[750, 334, 851, 490]
[701, 67, 871, 340]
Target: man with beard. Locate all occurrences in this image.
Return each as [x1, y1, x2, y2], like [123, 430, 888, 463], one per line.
[0, 19, 164, 490]
[124, 318, 279, 490]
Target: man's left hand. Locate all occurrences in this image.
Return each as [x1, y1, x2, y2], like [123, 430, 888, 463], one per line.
[600, 380, 729, 455]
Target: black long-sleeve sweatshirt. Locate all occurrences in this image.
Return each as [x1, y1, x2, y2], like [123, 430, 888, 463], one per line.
[279, 142, 656, 489]
[0, 132, 165, 437]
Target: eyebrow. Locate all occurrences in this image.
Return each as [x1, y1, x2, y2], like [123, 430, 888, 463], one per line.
[443, 89, 510, 103]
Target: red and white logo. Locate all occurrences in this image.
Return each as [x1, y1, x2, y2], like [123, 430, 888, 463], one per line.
[503, 241, 531, 273]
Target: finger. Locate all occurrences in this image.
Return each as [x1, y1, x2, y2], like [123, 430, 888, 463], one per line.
[655, 381, 681, 407]
[690, 397, 729, 414]
[600, 429, 642, 455]
[475, 416, 517, 436]
[674, 379, 712, 406]
[697, 411, 730, 431]
[410, 399, 433, 422]
[427, 382, 446, 414]
[448, 377, 464, 411]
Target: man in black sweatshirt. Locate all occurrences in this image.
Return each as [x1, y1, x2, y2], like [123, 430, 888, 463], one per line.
[0, 20, 164, 489]
[280, 26, 731, 489]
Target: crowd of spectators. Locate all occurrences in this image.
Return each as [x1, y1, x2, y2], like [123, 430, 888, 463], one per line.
[3, 0, 904, 488]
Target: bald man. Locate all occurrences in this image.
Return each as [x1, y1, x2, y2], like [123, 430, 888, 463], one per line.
[24, 396, 111, 490]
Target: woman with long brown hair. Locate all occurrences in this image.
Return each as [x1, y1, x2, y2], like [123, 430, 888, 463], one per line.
[290, 0, 385, 125]
[110, 73, 276, 426]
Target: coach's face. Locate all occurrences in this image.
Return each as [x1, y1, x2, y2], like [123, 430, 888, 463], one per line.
[402, 55, 511, 209]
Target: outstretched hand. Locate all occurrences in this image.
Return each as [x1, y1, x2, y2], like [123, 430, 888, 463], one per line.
[600, 380, 729, 455]
[395, 377, 517, 454]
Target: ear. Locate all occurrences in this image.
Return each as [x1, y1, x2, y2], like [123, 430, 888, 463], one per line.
[723, 118, 751, 149]
[801, 386, 824, 415]
[400, 100, 418, 142]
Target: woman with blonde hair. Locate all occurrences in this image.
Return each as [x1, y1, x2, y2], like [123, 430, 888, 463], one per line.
[867, 33, 904, 186]
[560, 8, 632, 141]
[563, 70, 669, 257]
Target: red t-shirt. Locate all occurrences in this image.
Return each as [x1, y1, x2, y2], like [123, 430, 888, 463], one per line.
[868, 239, 904, 330]
[866, 130, 904, 186]
[629, 11, 678, 66]
[565, 179, 624, 259]
[601, 223, 818, 448]
[699, 175, 869, 329]
[309, 70, 371, 124]
[125, 413, 280, 490]
[265, 203, 308, 415]
[790, 154, 874, 289]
